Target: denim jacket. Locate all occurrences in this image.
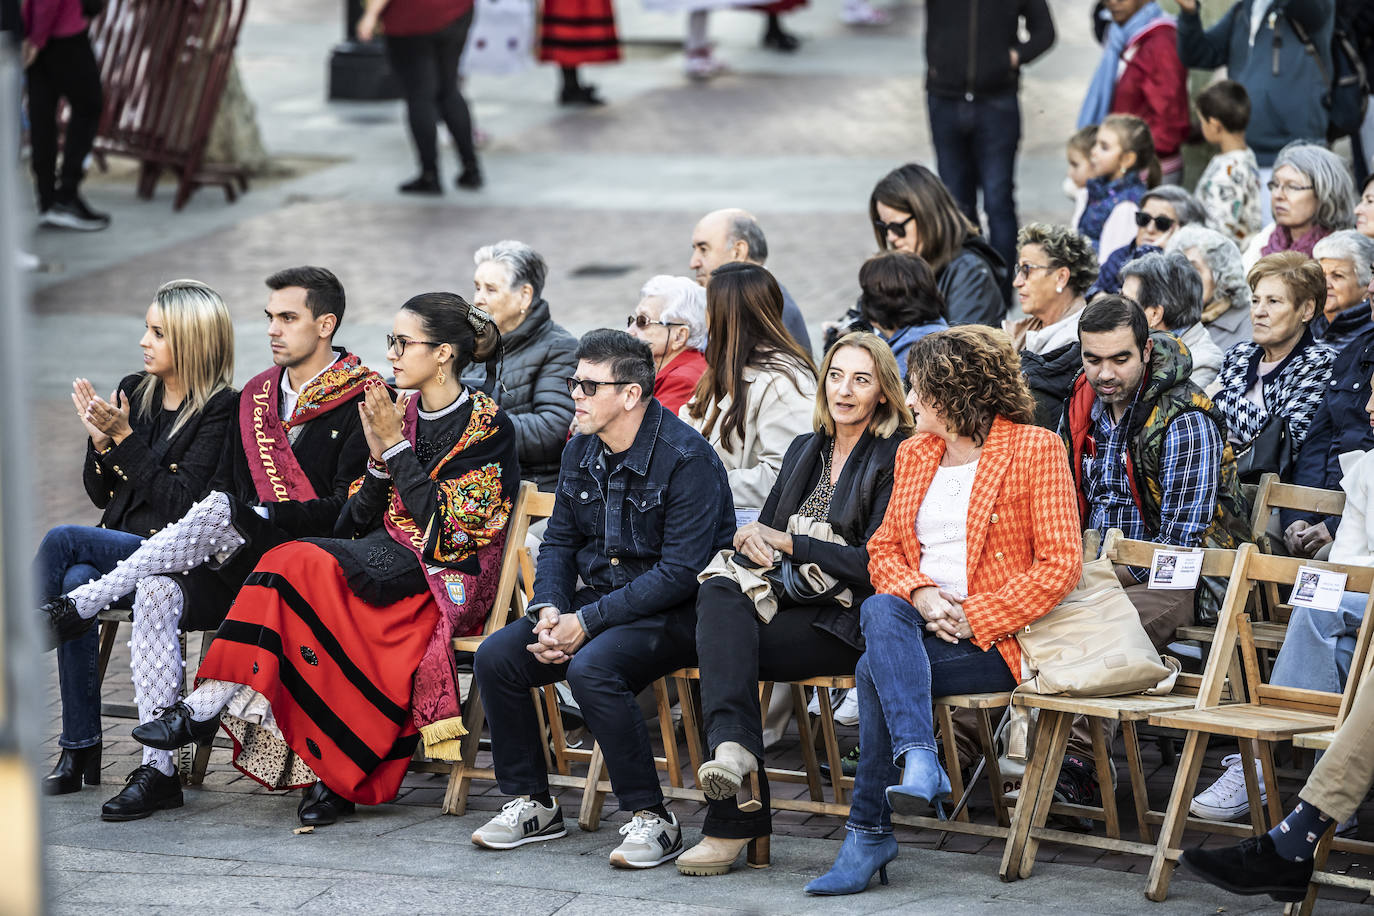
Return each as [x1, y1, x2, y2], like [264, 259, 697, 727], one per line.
[532, 398, 735, 637]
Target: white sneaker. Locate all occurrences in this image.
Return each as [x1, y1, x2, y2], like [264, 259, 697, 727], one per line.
[833, 688, 859, 726]
[609, 810, 683, 868]
[685, 49, 727, 81]
[471, 797, 567, 849]
[1190, 754, 1267, 820]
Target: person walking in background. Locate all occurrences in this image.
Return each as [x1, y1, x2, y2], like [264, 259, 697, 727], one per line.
[924, 0, 1055, 281]
[23, 0, 107, 230]
[357, 0, 483, 193]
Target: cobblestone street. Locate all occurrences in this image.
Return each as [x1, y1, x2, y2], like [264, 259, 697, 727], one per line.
[26, 0, 1374, 911]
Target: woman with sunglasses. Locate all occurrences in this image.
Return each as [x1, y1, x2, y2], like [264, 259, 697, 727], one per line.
[131, 292, 518, 828]
[685, 262, 818, 519]
[626, 275, 708, 416]
[867, 164, 1009, 328]
[1092, 185, 1207, 297]
[471, 240, 577, 491]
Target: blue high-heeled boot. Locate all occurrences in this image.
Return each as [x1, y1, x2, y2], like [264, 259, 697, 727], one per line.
[803, 829, 899, 895]
[885, 747, 951, 818]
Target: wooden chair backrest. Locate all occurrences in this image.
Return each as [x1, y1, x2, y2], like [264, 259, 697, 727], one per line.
[479, 481, 557, 638]
[1102, 529, 1240, 579]
[1248, 473, 1346, 545]
[1195, 544, 1374, 722]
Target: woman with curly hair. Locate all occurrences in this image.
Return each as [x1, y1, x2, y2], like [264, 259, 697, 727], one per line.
[805, 326, 1082, 896]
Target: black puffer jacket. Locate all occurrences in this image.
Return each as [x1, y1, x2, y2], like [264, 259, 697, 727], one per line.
[942, 236, 1009, 327]
[475, 299, 577, 489]
[1021, 341, 1082, 432]
[758, 429, 902, 652]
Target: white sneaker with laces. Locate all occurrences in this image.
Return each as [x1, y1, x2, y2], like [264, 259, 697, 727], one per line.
[833, 688, 859, 726]
[1189, 754, 1267, 820]
[471, 797, 567, 849]
[609, 810, 683, 868]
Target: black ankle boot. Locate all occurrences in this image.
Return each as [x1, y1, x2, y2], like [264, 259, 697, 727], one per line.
[131, 701, 221, 750]
[456, 167, 484, 190]
[40, 596, 94, 648]
[43, 743, 102, 796]
[100, 765, 184, 821]
[297, 781, 355, 827]
[399, 173, 442, 195]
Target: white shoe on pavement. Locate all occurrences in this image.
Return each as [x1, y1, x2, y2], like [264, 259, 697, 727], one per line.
[1190, 754, 1267, 821]
[833, 687, 859, 726]
[685, 48, 727, 81]
[471, 797, 567, 849]
[609, 810, 683, 868]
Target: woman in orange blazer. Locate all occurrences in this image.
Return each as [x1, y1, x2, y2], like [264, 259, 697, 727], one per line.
[806, 326, 1083, 896]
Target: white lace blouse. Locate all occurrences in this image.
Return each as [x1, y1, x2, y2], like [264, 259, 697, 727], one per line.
[914, 459, 979, 599]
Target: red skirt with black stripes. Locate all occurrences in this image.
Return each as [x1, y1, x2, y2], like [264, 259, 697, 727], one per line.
[539, 0, 620, 66]
[197, 541, 437, 806]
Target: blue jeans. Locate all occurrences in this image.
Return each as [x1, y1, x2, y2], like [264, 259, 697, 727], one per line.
[35, 524, 143, 749]
[1270, 592, 1367, 694]
[847, 593, 1016, 833]
[926, 90, 1021, 283]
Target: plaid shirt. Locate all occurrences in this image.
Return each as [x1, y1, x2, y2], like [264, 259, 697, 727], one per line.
[1083, 397, 1223, 581]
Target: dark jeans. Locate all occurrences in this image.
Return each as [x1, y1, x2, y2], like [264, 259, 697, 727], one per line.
[385, 13, 478, 174]
[695, 576, 863, 838]
[926, 90, 1021, 283]
[26, 30, 103, 211]
[35, 524, 143, 749]
[473, 593, 696, 813]
[847, 593, 1016, 833]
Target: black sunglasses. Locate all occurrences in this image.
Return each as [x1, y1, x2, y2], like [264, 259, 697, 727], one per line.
[567, 377, 633, 397]
[1134, 211, 1176, 232]
[626, 315, 685, 330]
[873, 214, 915, 238]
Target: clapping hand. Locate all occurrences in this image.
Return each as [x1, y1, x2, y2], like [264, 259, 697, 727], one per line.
[74, 379, 132, 447]
[358, 381, 406, 461]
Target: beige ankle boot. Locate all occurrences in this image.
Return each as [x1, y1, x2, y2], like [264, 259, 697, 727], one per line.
[676, 834, 770, 875]
[697, 741, 758, 801]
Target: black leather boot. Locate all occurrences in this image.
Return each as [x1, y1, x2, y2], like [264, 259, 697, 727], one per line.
[42, 743, 102, 795]
[297, 781, 355, 827]
[40, 596, 94, 648]
[100, 765, 184, 821]
[131, 701, 220, 750]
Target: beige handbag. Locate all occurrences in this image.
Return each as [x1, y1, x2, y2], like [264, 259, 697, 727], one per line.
[1002, 556, 1180, 761]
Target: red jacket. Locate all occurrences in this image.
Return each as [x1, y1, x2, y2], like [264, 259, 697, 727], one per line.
[380, 0, 471, 37]
[22, 0, 85, 50]
[1110, 20, 1189, 165]
[867, 417, 1083, 677]
[654, 349, 707, 419]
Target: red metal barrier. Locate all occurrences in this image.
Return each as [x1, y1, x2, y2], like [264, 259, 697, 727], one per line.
[88, 0, 251, 210]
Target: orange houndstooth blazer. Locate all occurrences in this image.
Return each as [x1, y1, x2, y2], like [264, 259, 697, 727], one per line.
[867, 415, 1084, 677]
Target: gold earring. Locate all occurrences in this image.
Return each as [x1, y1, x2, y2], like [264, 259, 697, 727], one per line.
[437, 366, 446, 386]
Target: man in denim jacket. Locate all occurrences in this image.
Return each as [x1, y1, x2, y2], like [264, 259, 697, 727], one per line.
[473, 329, 734, 869]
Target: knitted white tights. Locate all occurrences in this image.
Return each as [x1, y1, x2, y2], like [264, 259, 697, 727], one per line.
[130, 576, 185, 776]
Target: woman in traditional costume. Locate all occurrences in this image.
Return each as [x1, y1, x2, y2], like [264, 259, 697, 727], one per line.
[134, 292, 519, 827]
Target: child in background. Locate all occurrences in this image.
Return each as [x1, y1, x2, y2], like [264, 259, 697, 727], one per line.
[1064, 125, 1096, 230]
[1077, 113, 1159, 256]
[1194, 80, 1263, 248]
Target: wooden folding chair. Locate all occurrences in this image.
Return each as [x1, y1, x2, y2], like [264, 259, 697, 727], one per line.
[434, 482, 557, 815]
[998, 531, 1243, 882]
[1144, 545, 1374, 901]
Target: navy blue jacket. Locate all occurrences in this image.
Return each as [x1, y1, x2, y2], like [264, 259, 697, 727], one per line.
[533, 398, 735, 637]
[1287, 324, 1374, 532]
[1176, 0, 1333, 166]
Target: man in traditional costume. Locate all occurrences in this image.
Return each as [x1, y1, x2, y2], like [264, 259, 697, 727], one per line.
[43, 267, 381, 820]
[470, 329, 734, 869]
[133, 293, 518, 828]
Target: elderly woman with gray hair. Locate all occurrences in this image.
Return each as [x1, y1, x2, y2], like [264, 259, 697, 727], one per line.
[1244, 142, 1357, 271]
[1210, 252, 1336, 483]
[1120, 251, 1223, 388]
[1167, 225, 1251, 352]
[1311, 231, 1374, 353]
[471, 240, 578, 490]
[1092, 185, 1209, 298]
[627, 275, 708, 416]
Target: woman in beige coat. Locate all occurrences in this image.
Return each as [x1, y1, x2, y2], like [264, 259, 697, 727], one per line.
[683, 262, 818, 519]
